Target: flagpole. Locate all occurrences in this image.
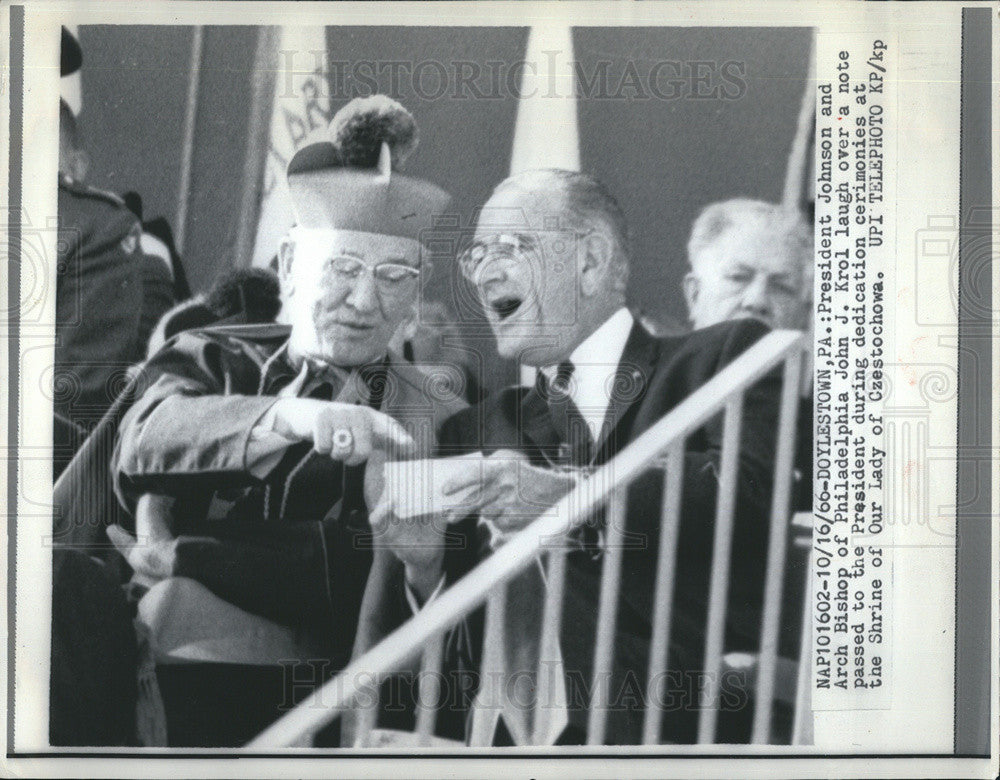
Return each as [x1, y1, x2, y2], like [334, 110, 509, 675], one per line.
[174, 25, 203, 258]
[782, 34, 817, 398]
[234, 27, 280, 268]
[782, 34, 817, 209]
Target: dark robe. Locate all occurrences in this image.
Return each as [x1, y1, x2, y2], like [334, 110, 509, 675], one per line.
[52, 322, 465, 746]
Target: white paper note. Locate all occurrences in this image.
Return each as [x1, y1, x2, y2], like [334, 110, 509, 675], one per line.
[377, 453, 487, 519]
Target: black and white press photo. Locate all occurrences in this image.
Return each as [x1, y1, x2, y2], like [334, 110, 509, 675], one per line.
[3, 2, 995, 778]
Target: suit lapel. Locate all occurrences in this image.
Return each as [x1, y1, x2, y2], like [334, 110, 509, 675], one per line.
[517, 384, 562, 457]
[593, 322, 659, 462]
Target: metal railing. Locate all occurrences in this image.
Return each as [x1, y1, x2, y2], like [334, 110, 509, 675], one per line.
[248, 329, 806, 748]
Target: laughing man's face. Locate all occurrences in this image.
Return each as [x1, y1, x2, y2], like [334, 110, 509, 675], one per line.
[468, 186, 583, 367]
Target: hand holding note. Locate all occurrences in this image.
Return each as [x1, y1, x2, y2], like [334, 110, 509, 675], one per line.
[441, 450, 579, 547]
[366, 453, 487, 583]
[372, 452, 488, 521]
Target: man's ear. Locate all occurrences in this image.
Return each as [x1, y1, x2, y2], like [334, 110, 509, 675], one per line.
[682, 271, 700, 315]
[579, 230, 614, 297]
[278, 238, 296, 296]
[71, 149, 89, 184]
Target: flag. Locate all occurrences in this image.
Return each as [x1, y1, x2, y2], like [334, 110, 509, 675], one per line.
[509, 25, 580, 175]
[251, 26, 332, 268]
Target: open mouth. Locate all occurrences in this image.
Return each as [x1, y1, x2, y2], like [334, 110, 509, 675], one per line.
[488, 296, 523, 321]
[332, 320, 375, 331]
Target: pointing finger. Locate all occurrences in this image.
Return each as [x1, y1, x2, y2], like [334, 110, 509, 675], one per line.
[369, 410, 416, 456]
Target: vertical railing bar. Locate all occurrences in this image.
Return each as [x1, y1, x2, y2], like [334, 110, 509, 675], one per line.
[413, 630, 445, 746]
[467, 588, 507, 746]
[792, 526, 816, 746]
[642, 443, 686, 744]
[354, 696, 378, 747]
[752, 349, 804, 743]
[533, 543, 568, 745]
[586, 488, 628, 745]
[351, 684, 379, 748]
[697, 396, 744, 744]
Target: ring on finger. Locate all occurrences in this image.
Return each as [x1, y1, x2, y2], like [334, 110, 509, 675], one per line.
[331, 428, 355, 457]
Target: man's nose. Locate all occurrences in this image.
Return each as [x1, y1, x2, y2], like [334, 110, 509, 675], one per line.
[476, 255, 509, 287]
[740, 274, 771, 315]
[345, 269, 380, 312]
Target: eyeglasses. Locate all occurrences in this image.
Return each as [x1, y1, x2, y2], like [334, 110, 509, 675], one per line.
[457, 229, 594, 282]
[324, 255, 420, 301]
[457, 232, 539, 281]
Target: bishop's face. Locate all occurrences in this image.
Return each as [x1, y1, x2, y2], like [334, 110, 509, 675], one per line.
[684, 227, 810, 332]
[462, 186, 587, 367]
[280, 228, 421, 367]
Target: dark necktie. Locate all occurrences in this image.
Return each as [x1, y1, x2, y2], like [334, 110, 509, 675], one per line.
[537, 361, 593, 467]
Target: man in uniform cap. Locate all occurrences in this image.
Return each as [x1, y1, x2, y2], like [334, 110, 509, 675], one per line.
[100, 96, 464, 746]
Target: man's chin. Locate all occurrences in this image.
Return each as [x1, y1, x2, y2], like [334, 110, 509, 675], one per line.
[492, 330, 535, 361]
[494, 341, 523, 361]
[317, 343, 384, 369]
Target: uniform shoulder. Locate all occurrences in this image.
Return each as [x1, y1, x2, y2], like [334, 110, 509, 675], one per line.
[58, 176, 140, 253]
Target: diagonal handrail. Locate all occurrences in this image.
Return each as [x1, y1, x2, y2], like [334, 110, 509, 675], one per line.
[247, 329, 805, 748]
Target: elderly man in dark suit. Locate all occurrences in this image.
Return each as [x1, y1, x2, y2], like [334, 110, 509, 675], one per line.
[96, 97, 466, 746]
[357, 169, 783, 746]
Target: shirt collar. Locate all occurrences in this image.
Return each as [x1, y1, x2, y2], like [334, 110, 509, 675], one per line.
[540, 307, 634, 383]
[260, 340, 389, 403]
[569, 306, 634, 371]
[539, 307, 635, 441]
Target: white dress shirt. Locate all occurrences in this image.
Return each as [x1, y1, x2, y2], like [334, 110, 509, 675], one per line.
[538, 306, 635, 445]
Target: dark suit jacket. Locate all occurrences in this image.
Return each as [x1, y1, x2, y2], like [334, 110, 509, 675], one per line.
[107, 323, 466, 666]
[353, 317, 785, 745]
